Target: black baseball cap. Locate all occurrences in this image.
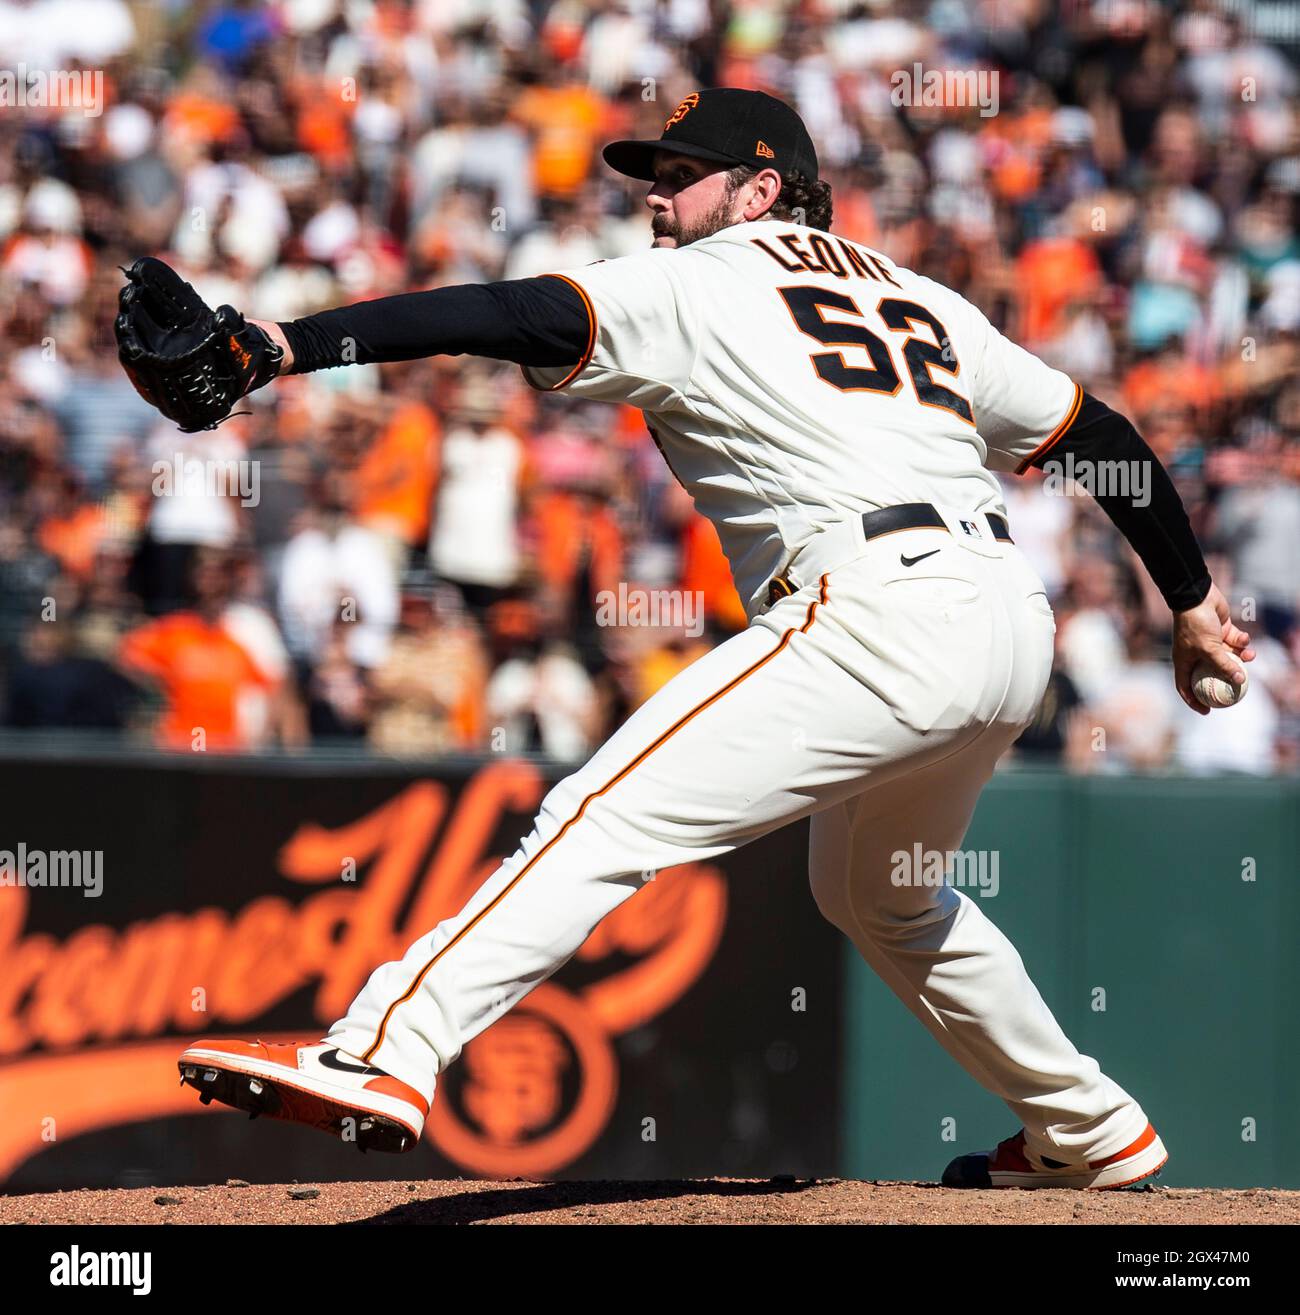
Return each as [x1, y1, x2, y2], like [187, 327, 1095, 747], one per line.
[603, 88, 819, 183]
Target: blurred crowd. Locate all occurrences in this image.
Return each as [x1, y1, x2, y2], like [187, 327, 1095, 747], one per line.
[0, 0, 1298, 773]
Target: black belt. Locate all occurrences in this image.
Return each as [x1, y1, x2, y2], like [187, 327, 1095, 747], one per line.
[767, 503, 1013, 605]
[860, 502, 1013, 544]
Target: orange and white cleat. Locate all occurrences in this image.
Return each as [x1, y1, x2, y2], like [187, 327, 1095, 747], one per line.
[942, 1122, 1167, 1190]
[178, 1039, 427, 1154]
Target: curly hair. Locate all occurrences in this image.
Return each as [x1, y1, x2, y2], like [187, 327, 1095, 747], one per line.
[724, 166, 834, 231]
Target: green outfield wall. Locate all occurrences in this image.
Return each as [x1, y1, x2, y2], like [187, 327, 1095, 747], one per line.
[840, 770, 1300, 1188]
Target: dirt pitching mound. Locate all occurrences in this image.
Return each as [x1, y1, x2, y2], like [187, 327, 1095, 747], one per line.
[2, 1178, 1298, 1225]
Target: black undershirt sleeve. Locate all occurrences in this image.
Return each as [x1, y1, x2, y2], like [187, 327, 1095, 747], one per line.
[278, 275, 591, 374]
[1026, 391, 1211, 612]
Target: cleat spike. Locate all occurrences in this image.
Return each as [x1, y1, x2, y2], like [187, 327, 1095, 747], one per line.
[248, 1079, 263, 1096]
[199, 1092, 213, 1105]
[202, 1069, 218, 1082]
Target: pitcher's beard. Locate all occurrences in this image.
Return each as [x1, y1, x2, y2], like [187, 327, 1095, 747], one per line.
[652, 192, 740, 248]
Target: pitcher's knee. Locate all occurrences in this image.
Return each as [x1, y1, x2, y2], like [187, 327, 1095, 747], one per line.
[856, 881, 967, 943]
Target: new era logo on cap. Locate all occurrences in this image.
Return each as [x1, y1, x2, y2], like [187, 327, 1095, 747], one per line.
[756, 140, 775, 158]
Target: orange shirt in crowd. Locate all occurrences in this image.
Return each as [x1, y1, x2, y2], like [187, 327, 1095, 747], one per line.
[162, 93, 241, 146]
[531, 492, 623, 598]
[827, 184, 880, 250]
[1122, 357, 1219, 420]
[679, 513, 747, 633]
[38, 505, 108, 580]
[1014, 236, 1101, 346]
[613, 403, 650, 449]
[298, 97, 354, 170]
[513, 84, 609, 198]
[119, 613, 270, 751]
[982, 107, 1056, 203]
[355, 400, 440, 545]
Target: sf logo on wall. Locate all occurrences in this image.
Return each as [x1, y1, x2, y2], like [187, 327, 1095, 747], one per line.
[0, 764, 728, 1181]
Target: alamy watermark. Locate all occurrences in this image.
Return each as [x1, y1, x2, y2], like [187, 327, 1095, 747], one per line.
[595, 584, 705, 638]
[152, 454, 261, 508]
[890, 64, 1000, 118]
[0, 66, 103, 117]
[50, 1248, 151, 1295]
[0, 844, 103, 898]
[890, 844, 1000, 898]
[1041, 452, 1150, 507]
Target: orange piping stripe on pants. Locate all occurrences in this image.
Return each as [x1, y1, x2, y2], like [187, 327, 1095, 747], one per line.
[360, 574, 831, 1064]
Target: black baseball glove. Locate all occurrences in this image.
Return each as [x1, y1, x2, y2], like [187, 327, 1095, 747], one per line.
[115, 256, 284, 432]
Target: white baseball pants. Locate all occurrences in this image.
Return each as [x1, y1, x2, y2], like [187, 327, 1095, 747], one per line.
[327, 508, 1150, 1165]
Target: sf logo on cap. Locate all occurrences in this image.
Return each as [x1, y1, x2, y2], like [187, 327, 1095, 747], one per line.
[664, 93, 700, 130]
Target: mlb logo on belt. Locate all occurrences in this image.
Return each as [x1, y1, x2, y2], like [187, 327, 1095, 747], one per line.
[959, 519, 982, 537]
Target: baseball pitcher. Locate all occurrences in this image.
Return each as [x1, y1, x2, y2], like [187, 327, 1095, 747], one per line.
[120, 89, 1253, 1188]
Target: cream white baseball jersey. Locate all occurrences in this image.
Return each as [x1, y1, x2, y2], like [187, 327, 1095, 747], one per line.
[523, 220, 1083, 617]
[327, 223, 1151, 1169]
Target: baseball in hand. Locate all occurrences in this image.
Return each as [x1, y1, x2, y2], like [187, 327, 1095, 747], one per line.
[1191, 660, 1249, 708]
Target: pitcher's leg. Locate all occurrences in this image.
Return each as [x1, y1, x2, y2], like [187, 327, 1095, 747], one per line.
[808, 744, 1149, 1164]
[327, 584, 886, 1100]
